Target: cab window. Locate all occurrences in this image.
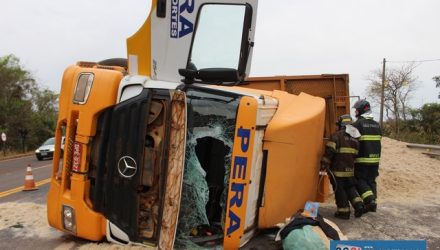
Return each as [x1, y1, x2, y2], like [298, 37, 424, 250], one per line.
[189, 4, 247, 70]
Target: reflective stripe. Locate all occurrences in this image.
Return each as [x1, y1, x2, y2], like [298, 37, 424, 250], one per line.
[361, 190, 374, 200]
[341, 118, 351, 123]
[355, 157, 380, 163]
[333, 171, 354, 177]
[352, 197, 363, 204]
[337, 207, 350, 212]
[359, 135, 382, 141]
[326, 141, 336, 150]
[338, 147, 358, 154]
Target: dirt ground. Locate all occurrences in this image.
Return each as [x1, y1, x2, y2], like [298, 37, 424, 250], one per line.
[319, 137, 440, 249]
[245, 137, 440, 249]
[0, 137, 439, 249]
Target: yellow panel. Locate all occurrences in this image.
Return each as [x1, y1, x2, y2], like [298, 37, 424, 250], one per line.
[224, 97, 258, 250]
[258, 91, 326, 228]
[47, 180, 62, 230]
[73, 69, 123, 137]
[126, 0, 156, 76]
[48, 65, 123, 241]
[246, 74, 350, 138]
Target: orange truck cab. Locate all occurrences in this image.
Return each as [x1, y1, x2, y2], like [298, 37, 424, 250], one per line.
[47, 0, 349, 249]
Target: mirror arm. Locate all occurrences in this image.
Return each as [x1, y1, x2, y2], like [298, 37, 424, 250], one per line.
[237, 4, 253, 77]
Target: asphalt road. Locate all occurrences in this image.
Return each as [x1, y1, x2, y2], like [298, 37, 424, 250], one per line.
[0, 155, 52, 193]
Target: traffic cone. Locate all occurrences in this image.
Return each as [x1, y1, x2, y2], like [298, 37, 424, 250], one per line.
[23, 164, 38, 191]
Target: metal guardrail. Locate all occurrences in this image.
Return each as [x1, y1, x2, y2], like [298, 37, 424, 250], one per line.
[406, 143, 440, 151]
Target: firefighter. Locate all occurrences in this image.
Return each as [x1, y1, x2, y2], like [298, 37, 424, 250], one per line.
[352, 99, 382, 212]
[321, 114, 365, 219]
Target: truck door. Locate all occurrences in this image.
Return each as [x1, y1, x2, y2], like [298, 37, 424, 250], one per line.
[127, 0, 258, 83]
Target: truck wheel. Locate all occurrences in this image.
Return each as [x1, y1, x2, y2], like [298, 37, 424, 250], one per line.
[37, 156, 43, 161]
[98, 58, 127, 69]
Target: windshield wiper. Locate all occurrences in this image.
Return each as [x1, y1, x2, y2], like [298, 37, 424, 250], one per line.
[186, 95, 237, 104]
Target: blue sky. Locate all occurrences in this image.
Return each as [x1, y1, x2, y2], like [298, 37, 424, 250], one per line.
[1, 0, 439, 111]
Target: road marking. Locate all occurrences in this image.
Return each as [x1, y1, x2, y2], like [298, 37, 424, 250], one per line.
[33, 164, 52, 171]
[0, 178, 51, 198]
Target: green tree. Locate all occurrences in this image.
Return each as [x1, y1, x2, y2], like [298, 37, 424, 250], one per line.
[29, 89, 59, 147]
[0, 55, 36, 151]
[411, 103, 440, 144]
[0, 54, 58, 152]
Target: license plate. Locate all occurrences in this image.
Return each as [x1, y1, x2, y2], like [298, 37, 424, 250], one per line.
[41, 152, 47, 156]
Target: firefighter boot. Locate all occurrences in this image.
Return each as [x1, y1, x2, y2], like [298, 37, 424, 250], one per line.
[354, 202, 366, 218]
[365, 200, 377, 212]
[334, 209, 350, 220]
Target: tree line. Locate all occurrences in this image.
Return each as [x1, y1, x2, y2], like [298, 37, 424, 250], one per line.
[0, 54, 58, 153]
[366, 64, 440, 144]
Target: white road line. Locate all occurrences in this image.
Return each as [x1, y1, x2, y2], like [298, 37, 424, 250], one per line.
[32, 164, 52, 171]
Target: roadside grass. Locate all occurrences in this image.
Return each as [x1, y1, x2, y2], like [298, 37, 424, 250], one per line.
[0, 151, 34, 161]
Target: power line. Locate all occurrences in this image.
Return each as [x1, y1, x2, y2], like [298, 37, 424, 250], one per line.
[387, 59, 440, 63]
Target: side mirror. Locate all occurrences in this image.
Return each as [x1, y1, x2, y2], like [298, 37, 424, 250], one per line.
[198, 68, 240, 83]
[178, 68, 240, 84]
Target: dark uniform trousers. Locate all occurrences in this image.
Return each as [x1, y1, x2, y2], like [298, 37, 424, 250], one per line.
[352, 116, 382, 206]
[324, 129, 363, 213]
[355, 164, 379, 204]
[330, 176, 363, 211]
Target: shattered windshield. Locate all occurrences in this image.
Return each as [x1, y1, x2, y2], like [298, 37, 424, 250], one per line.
[176, 87, 241, 248]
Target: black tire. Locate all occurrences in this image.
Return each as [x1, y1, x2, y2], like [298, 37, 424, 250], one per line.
[37, 156, 43, 161]
[98, 58, 128, 69]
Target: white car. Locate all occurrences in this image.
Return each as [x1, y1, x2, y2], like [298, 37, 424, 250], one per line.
[35, 137, 65, 160]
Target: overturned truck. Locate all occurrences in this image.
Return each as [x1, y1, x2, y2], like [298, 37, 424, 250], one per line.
[47, 0, 350, 249]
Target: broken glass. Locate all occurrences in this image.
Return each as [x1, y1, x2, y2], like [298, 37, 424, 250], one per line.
[175, 88, 241, 248]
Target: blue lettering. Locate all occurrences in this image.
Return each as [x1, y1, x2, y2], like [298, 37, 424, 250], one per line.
[170, 0, 179, 38]
[237, 128, 250, 152]
[226, 126, 252, 236]
[180, 0, 195, 13]
[227, 210, 240, 235]
[170, 0, 195, 38]
[232, 156, 247, 179]
[171, 5, 178, 15]
[171, 29, 178, 38]
[229, 183, 245, 208]
[179, 15, 194, 38]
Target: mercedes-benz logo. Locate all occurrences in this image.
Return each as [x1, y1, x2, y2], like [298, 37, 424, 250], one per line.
[117, 156, 137, 178]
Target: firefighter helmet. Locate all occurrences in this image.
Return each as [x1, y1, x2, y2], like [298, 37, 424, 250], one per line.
[336, 114, 353, 129]
[352, 99, 371, 117]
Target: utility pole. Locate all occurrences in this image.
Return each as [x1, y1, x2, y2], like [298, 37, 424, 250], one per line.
[379, 58, 386, 127]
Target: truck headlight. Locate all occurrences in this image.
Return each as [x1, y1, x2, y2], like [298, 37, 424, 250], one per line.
[35, 149, 40, 153]
[73, 73, 94, 104]
[62, 205, 76, 233]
